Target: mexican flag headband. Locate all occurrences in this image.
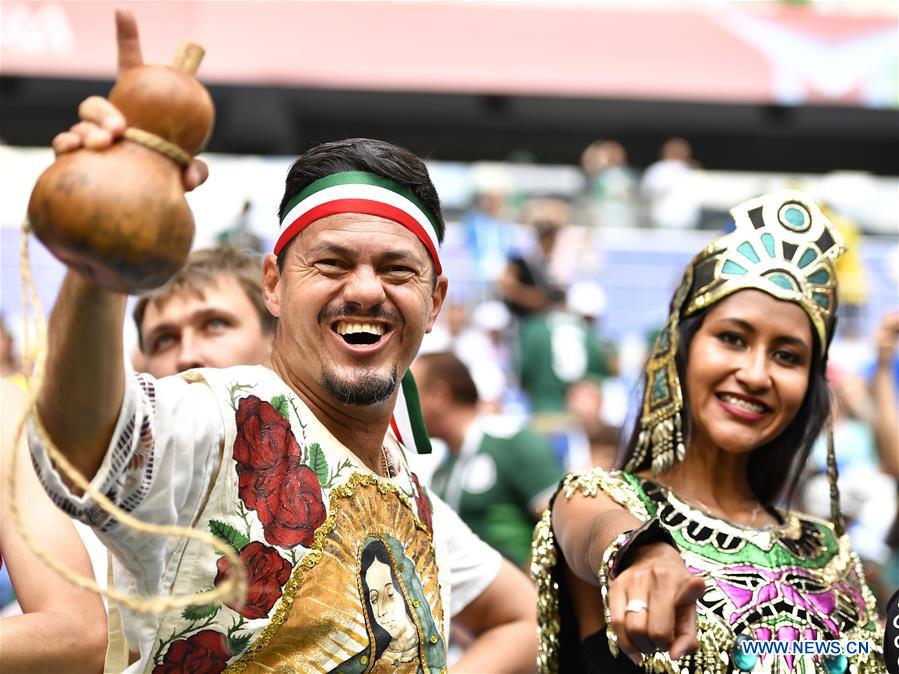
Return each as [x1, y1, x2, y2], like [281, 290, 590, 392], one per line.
[275, 171, 443, 274]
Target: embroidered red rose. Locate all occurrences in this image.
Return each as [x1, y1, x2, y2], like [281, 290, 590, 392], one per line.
[214, 541, 292, 620]
[233, 395, 326, 548]
[152, 629, 231, 674]
[411, 473, 433, 533]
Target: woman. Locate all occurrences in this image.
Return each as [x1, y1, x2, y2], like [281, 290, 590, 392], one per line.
[331, 535, 446, 673]
[532, 191, 885, 674]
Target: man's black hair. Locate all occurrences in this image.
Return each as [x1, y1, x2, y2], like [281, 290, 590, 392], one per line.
[277, 138, 444, 270]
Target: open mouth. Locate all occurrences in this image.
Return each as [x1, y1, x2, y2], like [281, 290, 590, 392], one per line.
[334, 321, 387, 346]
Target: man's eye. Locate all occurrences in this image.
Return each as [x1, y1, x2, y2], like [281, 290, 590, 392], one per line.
[151, 335, 176, 353]
[206, 318, 227, 330]
[383, 266, 416, 278]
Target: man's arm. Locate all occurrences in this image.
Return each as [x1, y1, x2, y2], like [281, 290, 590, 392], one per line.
[1, 380, 107, 674]
[34, 9, 206, 483]
[450, 559, 537, 674]
[37, 273, 127, 482]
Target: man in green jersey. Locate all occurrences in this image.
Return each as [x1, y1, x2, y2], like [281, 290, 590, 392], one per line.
[413, 352, 564, 567]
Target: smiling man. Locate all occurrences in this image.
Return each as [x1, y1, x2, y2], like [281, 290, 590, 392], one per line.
[27, 12, 537, 674]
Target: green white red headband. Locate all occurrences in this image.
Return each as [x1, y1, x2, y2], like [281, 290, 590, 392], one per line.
[275, 171, 442, 274]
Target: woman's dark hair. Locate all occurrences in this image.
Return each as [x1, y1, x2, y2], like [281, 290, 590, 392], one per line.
[359, 538, 416, 661]
[277, 138, 444, 270]
[619, 302, 831, 507]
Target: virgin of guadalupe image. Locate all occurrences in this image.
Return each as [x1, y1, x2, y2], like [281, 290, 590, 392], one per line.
[330, 535, 447, 673]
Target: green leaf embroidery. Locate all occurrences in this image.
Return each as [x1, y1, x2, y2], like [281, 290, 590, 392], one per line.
[270, 394, 290, 421]
[308, 443, 329, 487]
[180, 602, 220, 621]
[209, 520, 250, 552]
[228, 633, 252, 655]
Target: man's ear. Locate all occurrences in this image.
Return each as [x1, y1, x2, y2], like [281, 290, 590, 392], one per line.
[425, 275, 449, 333]
[262, 253, 282, 318]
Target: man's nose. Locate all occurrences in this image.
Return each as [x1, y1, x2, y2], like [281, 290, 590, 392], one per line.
[343, 266, 387, 309]
[176, 332, 205, 373]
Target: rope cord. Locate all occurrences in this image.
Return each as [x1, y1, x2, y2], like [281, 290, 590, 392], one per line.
[123, 127, 192, 167]
[7, 219, 248, 614]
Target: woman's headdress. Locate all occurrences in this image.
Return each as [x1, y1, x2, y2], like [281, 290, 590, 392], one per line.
[626, 191, 846, 526]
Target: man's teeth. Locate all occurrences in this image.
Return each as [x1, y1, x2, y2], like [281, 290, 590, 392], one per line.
[720, 394, 766, 413]
[336, 322, 385, 336]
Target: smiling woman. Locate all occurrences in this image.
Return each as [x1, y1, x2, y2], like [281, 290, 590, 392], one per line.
[532, 191, 886, 674]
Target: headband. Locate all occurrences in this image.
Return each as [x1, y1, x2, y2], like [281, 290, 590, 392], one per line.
[275, 171, 442, 274]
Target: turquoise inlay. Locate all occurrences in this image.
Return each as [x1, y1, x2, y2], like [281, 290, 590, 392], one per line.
[761, 233, 776, 258]
[798, 249, 817, 268]
[823, 654, 848, 674]
[813, 292, 830, 310]
[737, 242, 760, 263]
[732, 635, 758, 672]
[769, 274, 796, 291]
[782, 205, 808, 230]
[652, 368, 668, 400]
[808, 269, 830, 285]
[722, 259, 748, 276]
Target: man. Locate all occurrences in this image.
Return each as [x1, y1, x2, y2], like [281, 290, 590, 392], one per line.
[133, 246, 275, 378]
[29, 10, 536, 673]
[413, 352, 564, 568]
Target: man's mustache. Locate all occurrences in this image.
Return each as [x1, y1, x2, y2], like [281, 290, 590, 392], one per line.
[319, 304, 401, 324]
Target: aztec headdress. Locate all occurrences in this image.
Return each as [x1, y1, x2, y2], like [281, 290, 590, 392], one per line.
[625, 191, 846, 526]
[274, 170, 441, 455]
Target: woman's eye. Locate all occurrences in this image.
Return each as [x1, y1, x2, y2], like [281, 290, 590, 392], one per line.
[718, 331, 745, 347]
[774, 350, 801, 365]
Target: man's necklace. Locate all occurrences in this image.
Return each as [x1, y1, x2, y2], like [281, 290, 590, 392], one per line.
[381, 445, 396, 478]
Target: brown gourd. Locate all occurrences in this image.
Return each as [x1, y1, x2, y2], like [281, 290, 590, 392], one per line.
[27, 43, 215, 293]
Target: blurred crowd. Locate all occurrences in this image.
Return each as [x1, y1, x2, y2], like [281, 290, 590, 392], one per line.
[1, 135, 896, 644]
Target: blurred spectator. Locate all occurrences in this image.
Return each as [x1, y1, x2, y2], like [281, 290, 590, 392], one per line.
[565, 377, 620, 469]
[132, 246, 276, 377]
[517, 282, 611, 417]
[452, 301, 513, 411]
[497, 199, 567, 320]
[0, 379, 107, 673]
[0, 317, 22, 381]
[216, 199, 263, 253]
[580, 139, 638, 228]
[413, 352, 564, 568]
[872, 311, 899, 594]
[640, 137, 701, 230]
[823, 204, 869, 338]
[462, 191, 515, 284]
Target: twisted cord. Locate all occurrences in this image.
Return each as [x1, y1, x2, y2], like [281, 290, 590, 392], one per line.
[7, 220, 247, 614]
[123, 127, 192, 167]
